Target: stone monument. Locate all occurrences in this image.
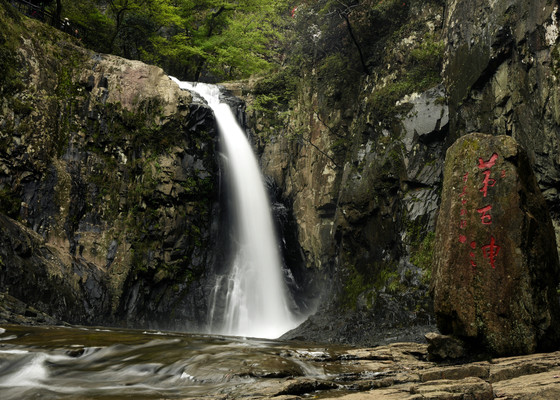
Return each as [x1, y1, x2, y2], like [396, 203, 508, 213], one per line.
[431, 133, 560, 356]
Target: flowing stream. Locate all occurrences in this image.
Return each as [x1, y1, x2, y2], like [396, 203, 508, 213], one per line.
[171, 78, 299, 339]
[0, 325, 347, 399]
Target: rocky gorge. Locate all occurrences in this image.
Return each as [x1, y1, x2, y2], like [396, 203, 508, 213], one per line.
[0, 0, 560, 382]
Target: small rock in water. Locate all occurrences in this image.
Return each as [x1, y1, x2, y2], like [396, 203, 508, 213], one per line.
[431, 133, 560, 357]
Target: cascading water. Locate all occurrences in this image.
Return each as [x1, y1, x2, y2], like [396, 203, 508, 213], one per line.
[171, 77, 299, 339]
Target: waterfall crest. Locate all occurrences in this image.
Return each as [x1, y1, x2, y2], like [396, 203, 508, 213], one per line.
[171, 77, 299, 339]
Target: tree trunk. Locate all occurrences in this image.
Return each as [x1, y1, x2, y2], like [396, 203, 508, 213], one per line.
[342, 12, 369, 75]
[51, 0, 62, 27]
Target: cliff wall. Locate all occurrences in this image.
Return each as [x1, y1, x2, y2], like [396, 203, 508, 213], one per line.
[0, 1, 219, 329]
[241, 0, 448, 344]
[241, 0, 560, 345]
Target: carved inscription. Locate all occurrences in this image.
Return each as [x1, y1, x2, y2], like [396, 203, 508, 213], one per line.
[457, 153, 502, 270]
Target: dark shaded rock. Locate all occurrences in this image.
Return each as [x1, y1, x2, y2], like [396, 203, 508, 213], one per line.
[0, 213, 110, 324]
[425, 332, 466, 361]
[0, 292, 59, 325]
[432, 133, 560, 356]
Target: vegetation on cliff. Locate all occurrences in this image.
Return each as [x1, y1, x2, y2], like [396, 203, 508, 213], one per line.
[248, 0, 446, 345]
[37, 0, 293, 81]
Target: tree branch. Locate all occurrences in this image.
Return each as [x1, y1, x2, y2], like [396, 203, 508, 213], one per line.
[341, 11, 369, 74]
[315, 112, 346, 139]
[289, 127, 340, 168]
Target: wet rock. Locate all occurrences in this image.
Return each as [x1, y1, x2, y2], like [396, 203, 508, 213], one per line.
[275, 380, 339, 396]
[432, 133, 560, 356]
[401, 85, 449, 151]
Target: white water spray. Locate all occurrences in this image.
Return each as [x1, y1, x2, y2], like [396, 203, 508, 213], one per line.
[171, 77, 299, 339]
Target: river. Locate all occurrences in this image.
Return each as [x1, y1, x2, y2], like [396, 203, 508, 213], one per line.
[0, 324, 355, 399]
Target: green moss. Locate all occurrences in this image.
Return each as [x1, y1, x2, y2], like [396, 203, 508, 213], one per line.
[460, 136, 481, 153]
[0, 3, 25, 96]
[341, 260, 405, 310]
[410, 231, 435, 284]
[552, 45, 560, 78]
[341, 264, 374, 310]
[368, 31, 444, 123]
[10, 97, 33, 115]
[408, 32, 444, 87]
[368, 80, 415, 122]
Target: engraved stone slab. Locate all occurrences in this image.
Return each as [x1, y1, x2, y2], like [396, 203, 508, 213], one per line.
[432, 133, 560, 356]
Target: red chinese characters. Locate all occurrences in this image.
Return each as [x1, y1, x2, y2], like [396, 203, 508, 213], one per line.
[478, 153, 498, 198]
[457, 152, 502, 271]
[478, 153, 498, 169]
[469, 241, 477, 270]
[482, 236, 500, 269]
[476, 205, 493, 225]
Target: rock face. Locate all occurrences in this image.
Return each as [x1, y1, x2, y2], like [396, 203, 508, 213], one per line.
[257, 0, 560, 346]
[445, 0, 560, 244]
[0, 4, 219, 329]
[0, 213, 110, 324]
[254, 0, 448, 345]
[432, 133, 560, 356]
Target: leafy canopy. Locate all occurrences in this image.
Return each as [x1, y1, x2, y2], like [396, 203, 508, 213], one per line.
[55, 0, 293, 81]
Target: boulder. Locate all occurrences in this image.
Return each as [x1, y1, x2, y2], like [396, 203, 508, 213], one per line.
[425, 332, 466, 361]
[431, 133, 560, 356]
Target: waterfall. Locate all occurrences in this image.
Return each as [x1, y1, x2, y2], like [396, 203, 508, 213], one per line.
[170, 77, 299, 339]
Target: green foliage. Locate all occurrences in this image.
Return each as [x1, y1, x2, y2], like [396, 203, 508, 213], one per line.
[251, 66, 299, 113]
[375, 265, 401, 293]
[55, 0, 292, 81]
[57, 1, 113, 52]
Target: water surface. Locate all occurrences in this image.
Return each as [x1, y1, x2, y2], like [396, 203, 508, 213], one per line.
[0, 324, 347, 399]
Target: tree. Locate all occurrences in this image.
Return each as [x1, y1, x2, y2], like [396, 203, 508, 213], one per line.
[55, 0, 292, 81]
[155, 0, 291, 81]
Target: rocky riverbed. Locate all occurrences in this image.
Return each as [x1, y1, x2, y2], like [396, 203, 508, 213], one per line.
[1, 324, 559, 399]
[227, 342, 560, 400]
